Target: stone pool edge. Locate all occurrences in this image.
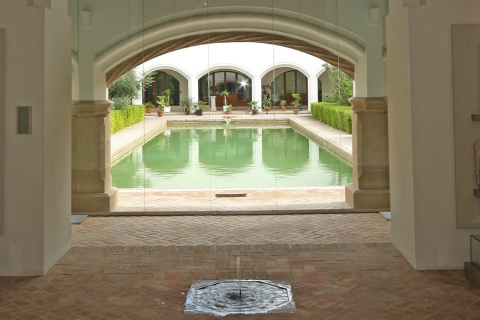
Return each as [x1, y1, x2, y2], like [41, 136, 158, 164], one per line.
[110, 116, 353, 165]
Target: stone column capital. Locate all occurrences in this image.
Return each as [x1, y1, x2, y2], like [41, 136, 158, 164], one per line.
[349, 97, 388, 113]
[72, 100, 113, 118]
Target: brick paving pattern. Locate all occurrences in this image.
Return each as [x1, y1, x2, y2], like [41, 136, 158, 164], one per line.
[71, 214, 390, 247]
[2, 214, 480, 319]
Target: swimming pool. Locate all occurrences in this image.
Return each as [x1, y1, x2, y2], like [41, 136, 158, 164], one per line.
[111, 124, 352, 189]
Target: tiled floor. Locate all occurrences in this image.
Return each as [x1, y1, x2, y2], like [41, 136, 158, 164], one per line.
[1, 214, 479, 319]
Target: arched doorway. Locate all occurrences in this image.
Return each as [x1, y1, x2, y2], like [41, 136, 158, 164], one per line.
[271, 70, 308, 107]
[198, 70, 252, 107]
[144, 71, 180, 106]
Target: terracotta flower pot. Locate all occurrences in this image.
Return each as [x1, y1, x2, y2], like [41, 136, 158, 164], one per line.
[157, 111, 164, 117]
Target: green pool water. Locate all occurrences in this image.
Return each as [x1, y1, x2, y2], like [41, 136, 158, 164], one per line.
[111, 125, 352, 189]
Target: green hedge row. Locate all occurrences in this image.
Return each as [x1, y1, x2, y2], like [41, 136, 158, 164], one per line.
[110, 105, 145, 134]
[311, 102, 353, 134]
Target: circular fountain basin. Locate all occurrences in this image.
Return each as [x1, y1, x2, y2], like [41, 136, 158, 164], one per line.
[184, 279, 295, 316]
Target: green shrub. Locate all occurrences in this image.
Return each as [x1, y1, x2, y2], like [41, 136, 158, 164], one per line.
[311, 102, 352, 134]
[110, 105, 145, 134]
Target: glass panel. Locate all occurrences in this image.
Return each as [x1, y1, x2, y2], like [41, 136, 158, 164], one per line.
[273, 75, 284, 102]
[215, 72, 224, 92]
[297, 72, 307, 94]
[285, 71, 295, 93]
[237, 74, 249, 101]
[225, 72, 236, 95]
[198, 74, 209, 102]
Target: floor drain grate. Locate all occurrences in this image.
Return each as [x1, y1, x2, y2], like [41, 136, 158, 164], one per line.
[185, 280, 295, 317]
[215, 193, 247, 198]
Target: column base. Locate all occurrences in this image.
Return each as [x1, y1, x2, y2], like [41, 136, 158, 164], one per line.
[345, 183, 390, 210]
[72, 188, 118, 213]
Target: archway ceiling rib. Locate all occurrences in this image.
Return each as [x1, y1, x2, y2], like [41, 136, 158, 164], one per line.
[106, 32, 354, 87]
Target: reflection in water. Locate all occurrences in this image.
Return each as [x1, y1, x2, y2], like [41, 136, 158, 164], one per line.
[262, 128, 309, 174]
[143, 129, 189, 174]
[197, 127, 254, 174]
[111, 125, 352, 189]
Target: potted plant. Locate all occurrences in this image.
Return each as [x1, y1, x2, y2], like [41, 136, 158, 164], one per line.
[280, 99, 287, 112]
[161, 88, 172, 113]
[291, 92, 301, 115]
[156, 94, 167, 117]
[220, 90, 229, 110]
[225, 104, 232, 114]
[181, 97, 194, 115]
[248, 101, 259, 115]
[145, 101, 154, 113]
[195, 100, 207, 116]
[262, 96, 273, 114]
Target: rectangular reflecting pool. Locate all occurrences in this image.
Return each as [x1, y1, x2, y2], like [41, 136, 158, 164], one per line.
[111, 124, 352, 189]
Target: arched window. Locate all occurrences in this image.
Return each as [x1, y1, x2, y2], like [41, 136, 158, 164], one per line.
[199, 71, 252, 106]
[144, 71, 180, 106]
[272, 70, 308, 106]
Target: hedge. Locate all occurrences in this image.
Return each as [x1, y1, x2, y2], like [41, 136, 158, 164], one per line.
[311, 102, 352, 134]
[110, 105, 145, 134]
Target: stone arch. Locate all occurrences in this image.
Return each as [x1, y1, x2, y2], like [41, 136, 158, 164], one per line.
[97, 11, 362, 87]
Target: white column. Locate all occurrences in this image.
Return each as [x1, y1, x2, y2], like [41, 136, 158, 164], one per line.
[0, 0, 71, 275]
[189, 76, 199, 102]
[308, 75, 318, 110]
[252, 77, 262, 106]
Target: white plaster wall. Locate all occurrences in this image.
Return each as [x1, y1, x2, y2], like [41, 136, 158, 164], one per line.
[43, 0, 72, 271]
[136, 43, 326, 105]
[0, 0, 71, 275]
[388, 0, 480, 269]
[386, 0, 417, 268]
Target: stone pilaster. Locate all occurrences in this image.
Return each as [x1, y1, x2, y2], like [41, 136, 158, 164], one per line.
[345, 97, 390, 209]
[71, 100, 118, 212]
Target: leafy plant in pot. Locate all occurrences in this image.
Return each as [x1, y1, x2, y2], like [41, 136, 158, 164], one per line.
[280, 99, 287, 112]
[195, 100, 207, 116]
[248, 101, 259, 115]
[161, 88, 172, 113]
[145, 101, 154, 113]
[220, 90, 229, 109]
[225, 104, 232, 114]
[156, 94, 168, 117]
[291, 92, 302, 115]
[262, 97, 273, 114]
[181, 97, 194, 115]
